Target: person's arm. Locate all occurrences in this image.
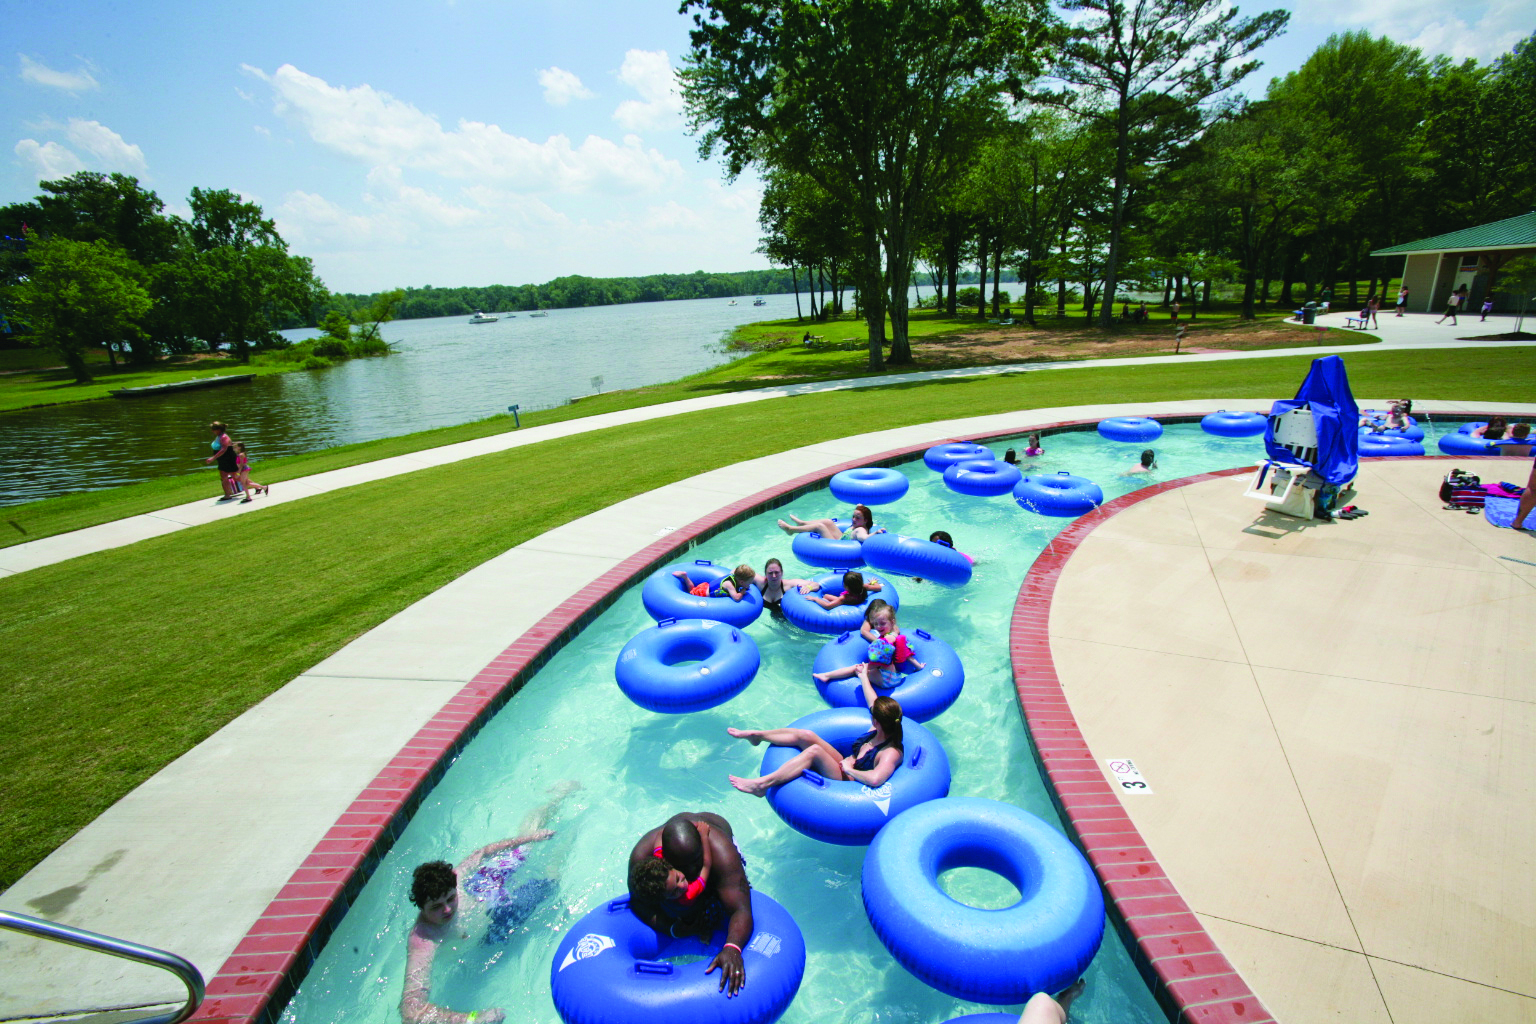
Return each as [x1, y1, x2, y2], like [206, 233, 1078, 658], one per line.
[401, 930, 504, 1024]
[864, 578, 883, 593]
[721, 578, 744, 601]
[205, 435, 231, 464]
[812, 592, 845, 608]
[841, 746, 902, 788]
[859, 620, 879, 642]
[703, 853, 753, 996]
[455, 830, 553, 879]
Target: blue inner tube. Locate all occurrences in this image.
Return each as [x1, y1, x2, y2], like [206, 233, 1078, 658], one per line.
[1363, 411, 1418, 428]
[943, 459, 1023, 498]
[924, 442, 996, 471]
[1013, 472, 1104, 517]
[780, 571, 899, 635]
[862, 797, 1104, 1003]
[615, 618, 760, 714]
[1439, 432, 1493, 456]
[1359, 424, 1426, 442]
[812, 629, 964, 722]
[830, 467, 910, 505]
[1200, 410, 1267, 438]
[641, 561, 764, 627]
[861, 533, 973, 588]
[550, 890, 806, 1024]
[941, 1016, 1018, 1024]
[1359, 434, 1424, 456]
[761, 707, 951, 846]
[790, 518, 864, 571]
[1457, 421, 1488, 435]
[1097, 416, 1163, 442]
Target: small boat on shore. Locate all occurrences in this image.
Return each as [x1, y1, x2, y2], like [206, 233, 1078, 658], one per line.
[469, 311, 499, 323]
[111, 373, 256, 399]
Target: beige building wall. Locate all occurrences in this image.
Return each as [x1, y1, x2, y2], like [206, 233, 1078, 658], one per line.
[1400, 253, 1439, 312]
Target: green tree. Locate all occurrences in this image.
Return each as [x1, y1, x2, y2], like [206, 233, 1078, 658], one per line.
[681, 0, 1051, 368]
[1044, 0, 1287, 326]
[10, 236, 151, 382]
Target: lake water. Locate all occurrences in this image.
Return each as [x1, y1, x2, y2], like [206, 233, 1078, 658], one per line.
[0, 293, 842, 507]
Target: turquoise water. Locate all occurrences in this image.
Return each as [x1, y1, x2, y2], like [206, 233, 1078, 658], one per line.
[282, 423, 1267, 1024]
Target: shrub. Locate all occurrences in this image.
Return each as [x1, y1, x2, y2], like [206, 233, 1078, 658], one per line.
[311, 337, 349, 359]
[301, 355, 332, 370]
[956, 286, 981, 307]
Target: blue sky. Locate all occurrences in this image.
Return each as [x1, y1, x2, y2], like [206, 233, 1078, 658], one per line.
[4, 0, 1527, 294]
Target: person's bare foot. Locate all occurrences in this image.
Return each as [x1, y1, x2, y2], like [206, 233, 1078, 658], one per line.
[777, 519, 796, 534]
[728, 775, 769, 796]
[726, 728, 763, 745]
[812, 672, 832, 683]
[1057, 978, 1085, 1013]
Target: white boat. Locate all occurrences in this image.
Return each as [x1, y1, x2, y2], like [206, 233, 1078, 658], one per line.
[468, 311, 499, 324]
[530, 310, 549, 318]
[728, 300, 738, 306]
[752, 297, 766, 306]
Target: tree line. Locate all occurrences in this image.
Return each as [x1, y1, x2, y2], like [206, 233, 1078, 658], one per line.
[0, 173, 332, 382]
[685, 0, 1535, 368]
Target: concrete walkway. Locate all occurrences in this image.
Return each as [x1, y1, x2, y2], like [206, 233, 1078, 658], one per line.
[1051, 459, 1536, 1024]
[3, 311, 1526, 578]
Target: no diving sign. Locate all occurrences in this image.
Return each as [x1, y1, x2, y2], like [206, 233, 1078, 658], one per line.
[1106, 758, 1153, 794]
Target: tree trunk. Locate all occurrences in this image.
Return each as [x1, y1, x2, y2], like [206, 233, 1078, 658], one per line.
[1098, 101, 1132, 327]
[945, 217, 960, 315]
[991, 248, 1002, 317]
[61, 347, 93, 383]
[792, 266, 802, 322]
[1162, 273, 1172, 307]
[1186, 274, 1198, 320]
[976, 233, 988, 319]
[1083, 280, 1096, 321]
[861, 228, 886, 371]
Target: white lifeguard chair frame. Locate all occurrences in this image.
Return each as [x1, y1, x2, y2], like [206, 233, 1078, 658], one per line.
[1243, 408, 1324, 519]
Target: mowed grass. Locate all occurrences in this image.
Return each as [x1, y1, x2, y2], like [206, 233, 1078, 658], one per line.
[0, 358, 297, 413]
[1, 347, 1533, 890]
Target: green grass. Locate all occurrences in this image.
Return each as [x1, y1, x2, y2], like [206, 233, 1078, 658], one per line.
[1, 346, 1532, 890]
[0, 357, 298, 412]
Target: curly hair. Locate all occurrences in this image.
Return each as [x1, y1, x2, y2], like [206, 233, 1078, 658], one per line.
[632, 856, 672, 903]
[411, 860, 457, 907]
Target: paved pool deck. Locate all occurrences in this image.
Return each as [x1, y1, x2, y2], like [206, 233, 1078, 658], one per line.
[1040, 457, 1536, 1024]
[1, 391, 1533, 1023]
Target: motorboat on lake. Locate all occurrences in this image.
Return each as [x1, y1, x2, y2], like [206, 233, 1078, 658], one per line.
[468, 311, 499, 324]
[529, 310, 549, 318]
[752, 296, 766, 306]
[728, 299, 738, 305]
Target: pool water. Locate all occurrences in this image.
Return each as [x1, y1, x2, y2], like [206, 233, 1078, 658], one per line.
[281, 423, 1267, 1024]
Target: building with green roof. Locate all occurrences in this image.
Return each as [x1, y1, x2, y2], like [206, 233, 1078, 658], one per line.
[1370, 212, 1536, 314]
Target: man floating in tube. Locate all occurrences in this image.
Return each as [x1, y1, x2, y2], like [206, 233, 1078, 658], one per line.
[627, 811, 753, 996]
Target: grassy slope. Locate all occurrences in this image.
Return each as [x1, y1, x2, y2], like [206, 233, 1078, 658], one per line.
[2, 347, 1533, 890]
[0, 359, 296, 412]
[3, 311, 1358, 548]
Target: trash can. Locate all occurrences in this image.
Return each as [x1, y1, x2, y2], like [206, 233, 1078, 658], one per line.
[1302, 307, 1316, 325]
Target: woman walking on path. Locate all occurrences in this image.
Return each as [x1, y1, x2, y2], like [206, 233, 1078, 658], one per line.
[1395, 285, 1408, 316]
[205, 421, 239, 500]
[1436, 285, 1467, 325]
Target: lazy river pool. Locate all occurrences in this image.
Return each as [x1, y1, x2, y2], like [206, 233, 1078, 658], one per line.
[280, 422, 1273, 1024]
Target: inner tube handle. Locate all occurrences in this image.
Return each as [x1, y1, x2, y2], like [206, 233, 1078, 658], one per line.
[836, 632, 851, 645]
[694, 558, 712, 566]
[909, 747, 925, 769]
[914, 628, 932, 641]
[658, 617, 678, 628]
[1057, 471, 1071, 477]
[607, 897, 632, 912]
[801, 771, 827, 788]
[634, 960, 674, 976]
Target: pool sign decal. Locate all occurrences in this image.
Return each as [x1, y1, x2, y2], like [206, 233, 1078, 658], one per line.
[1106, 758, 1153, 794]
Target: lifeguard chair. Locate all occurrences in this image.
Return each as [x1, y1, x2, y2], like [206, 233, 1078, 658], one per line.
[1242, 357, 1360, 520]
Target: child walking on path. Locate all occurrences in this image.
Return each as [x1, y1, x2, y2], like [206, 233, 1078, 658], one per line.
[234, 442, 268, 503]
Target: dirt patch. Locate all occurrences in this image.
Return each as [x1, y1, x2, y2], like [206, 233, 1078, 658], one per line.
[1458, 332, 1536, 341]
[901, 317, 1360, 369]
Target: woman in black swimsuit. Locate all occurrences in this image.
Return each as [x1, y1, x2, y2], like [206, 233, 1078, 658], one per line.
[726, 672, 902, 796]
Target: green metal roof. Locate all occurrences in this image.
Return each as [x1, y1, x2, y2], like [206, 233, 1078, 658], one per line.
[1371, 212, 1536, 256]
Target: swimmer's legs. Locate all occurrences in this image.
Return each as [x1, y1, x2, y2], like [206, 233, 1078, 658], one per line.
[812, 664, 861, 684]
[519, 780, 581, 834]
[776, 516, 840, 539]
[484, 878, 558, 944]
[728, 730, 842, 796]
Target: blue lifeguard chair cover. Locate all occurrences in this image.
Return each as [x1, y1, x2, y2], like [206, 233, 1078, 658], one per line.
[1264, 355, 1360, 486]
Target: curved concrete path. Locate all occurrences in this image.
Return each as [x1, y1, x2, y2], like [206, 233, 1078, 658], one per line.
[1049, 457, 1536, 1024]
[3, 311, 1527, 578]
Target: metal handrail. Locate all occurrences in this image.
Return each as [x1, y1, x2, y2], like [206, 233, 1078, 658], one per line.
[0, 909, 205, 1024]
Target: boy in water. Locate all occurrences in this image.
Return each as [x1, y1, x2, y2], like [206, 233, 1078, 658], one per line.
[401, 783, 579, 1024]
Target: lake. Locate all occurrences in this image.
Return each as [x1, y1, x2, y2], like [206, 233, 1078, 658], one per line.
[0, 292, 847, 507]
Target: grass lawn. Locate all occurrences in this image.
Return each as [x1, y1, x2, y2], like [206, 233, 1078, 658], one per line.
[0, 355, 298, 412]
[1, 346, 1533, 891]
[1, 309, 1368, 549]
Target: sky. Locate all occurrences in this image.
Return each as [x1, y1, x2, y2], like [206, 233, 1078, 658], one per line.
[3, 0, 1528, 295]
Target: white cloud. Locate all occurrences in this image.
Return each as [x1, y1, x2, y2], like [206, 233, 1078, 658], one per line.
[1293, 0, 1527, 62]
[18, 54, 98, 93]
[13, 118, 144, 180]
[14, 139, 85, 180]
[612, 50, 684, 132]
[254, 124, 272, 137]
[64, 119, 146, 171]
[245, 63, 681, 193]
[538, 66, 594, 106]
